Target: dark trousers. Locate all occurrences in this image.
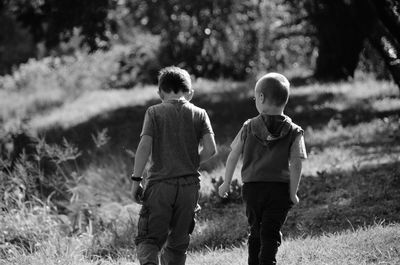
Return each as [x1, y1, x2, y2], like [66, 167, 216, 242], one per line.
[135, 176, 200, 265]
[242, 182, 293, 265]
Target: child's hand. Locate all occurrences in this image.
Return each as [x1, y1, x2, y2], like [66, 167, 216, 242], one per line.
[218, 182, 230, 198]
[290, 194, 299, 205]
[132, 182, 144, 204]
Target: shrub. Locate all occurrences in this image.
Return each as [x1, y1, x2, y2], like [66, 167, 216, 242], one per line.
[0, 129, 140, 260]
[0, 36, 160, 124]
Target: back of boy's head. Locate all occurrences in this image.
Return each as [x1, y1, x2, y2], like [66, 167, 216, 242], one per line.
[256, 73, 290, 107]
[158, 66, 191, 94]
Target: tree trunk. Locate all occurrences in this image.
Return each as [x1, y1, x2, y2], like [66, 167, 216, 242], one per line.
[310, 0, 400, 89]
[373, 0, 400, 41]
[310, 1, 367, 81]
[368, 20, 400, 89]
[368, 0, 400, 89]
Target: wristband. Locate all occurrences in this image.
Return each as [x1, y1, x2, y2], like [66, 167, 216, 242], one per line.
[130, 174, 143, 182]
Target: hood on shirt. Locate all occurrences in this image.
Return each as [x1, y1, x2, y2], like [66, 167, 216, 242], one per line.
[250, 114, 292, 144]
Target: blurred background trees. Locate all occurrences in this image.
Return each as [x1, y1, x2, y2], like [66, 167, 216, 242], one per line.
[291, 0, 400, 86]
[0, 0, 399, 87]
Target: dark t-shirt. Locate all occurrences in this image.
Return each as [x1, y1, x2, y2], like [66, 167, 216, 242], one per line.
[141, 99, 214, 182]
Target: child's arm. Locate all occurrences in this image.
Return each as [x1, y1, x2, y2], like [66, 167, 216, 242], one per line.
[218, 130, 243, 197]
[289, 157, 302, 205]
[131, 135, 152, 204]
[199, 133, 217, 164]
[289, 133, 307, 204]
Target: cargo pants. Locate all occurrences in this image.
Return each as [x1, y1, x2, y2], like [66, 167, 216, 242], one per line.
[135, 176, 200, 265]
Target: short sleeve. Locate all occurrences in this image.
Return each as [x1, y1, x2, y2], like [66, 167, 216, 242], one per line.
[201, 110, 214, 137]
[290, 134, 307, 160]
[140, 108, 154, 137]
[230, 120, 250, 152]
[230, 127, 243, 150]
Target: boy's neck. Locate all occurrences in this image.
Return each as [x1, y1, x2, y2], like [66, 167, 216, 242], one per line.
[162, 92, 187, 101]
[260, 106, 284, 115]
[164, 95, 186, 101]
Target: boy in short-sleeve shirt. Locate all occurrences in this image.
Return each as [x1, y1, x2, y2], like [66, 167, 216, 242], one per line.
[219, 73, 307, 265]
[132, 66, 216, 265]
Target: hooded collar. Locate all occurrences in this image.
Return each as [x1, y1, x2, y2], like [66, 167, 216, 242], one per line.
[250, 114, 292, 144]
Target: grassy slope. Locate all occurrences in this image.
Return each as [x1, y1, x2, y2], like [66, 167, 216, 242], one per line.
[1, 76, 400, 264]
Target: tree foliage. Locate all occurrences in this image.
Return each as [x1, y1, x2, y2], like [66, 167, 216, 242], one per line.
[0, 9, 35, 75]
[1, 0, 115, 50]
[124, 0, 260, 79]
[1, 0, 399, 85]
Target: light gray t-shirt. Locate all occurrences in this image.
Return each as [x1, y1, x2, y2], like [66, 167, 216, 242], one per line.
[141, 99, 214, 182]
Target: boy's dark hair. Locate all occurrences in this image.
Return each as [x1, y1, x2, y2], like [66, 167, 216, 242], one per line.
[158, 66, 191, 93]
[257, 73, 290, 107]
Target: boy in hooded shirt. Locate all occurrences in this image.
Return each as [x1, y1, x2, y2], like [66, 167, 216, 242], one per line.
[219, 73, 307, 265]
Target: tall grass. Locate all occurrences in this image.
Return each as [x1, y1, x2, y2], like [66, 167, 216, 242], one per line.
[2, 213, 398, 265]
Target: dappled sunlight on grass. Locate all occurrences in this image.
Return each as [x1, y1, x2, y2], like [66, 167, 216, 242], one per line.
[278, 223, 400, 265]
[29, 88, 158, 130]
[305, 118, 399, 148]
[303, 117, 400, 175]
[291, 78, 398, 99]
[372, 97, 400, 112]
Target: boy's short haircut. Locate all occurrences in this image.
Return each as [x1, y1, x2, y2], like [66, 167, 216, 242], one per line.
[256, 73, 290, 107]
[158, 66, 191, 94]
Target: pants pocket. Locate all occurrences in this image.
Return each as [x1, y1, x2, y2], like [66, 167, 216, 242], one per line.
[189, 204, 201, 234]
[189, 215, 195, 234]
[137, 206, 150, 238]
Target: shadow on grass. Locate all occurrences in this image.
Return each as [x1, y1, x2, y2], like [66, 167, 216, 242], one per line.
[189, 159, 400, 250]
[37, 87, 400, 171]
[284, 160, 400, 237]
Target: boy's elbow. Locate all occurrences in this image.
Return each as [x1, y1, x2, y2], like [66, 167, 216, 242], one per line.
[212, 143, 217, 155]
[208, 146, 217, 158]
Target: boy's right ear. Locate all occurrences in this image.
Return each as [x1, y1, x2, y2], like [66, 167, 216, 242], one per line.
[259, 92, 265, 104]
[186, 89, 194, 101]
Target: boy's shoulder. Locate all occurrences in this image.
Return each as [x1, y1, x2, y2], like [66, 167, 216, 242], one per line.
[148, 101, 206, 114]
[184, 101, 207, 113]
[287, 118, 304, 134]
[244, 114, 304, 137]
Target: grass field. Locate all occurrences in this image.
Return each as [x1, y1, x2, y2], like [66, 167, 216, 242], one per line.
[187, 224, 400, 265]
[2, 220, 399, 265]
[1, 69, 400, 264]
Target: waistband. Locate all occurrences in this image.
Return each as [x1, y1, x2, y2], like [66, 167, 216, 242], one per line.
[147, 174, 200, 186]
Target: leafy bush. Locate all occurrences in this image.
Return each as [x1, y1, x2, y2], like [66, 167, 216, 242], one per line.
[0, 131, 80, 210]
[0, 35, 160, 124]
[0, 129, 140, 259]
[109, 33, 161, 88]
[0, 10, 35, 75]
